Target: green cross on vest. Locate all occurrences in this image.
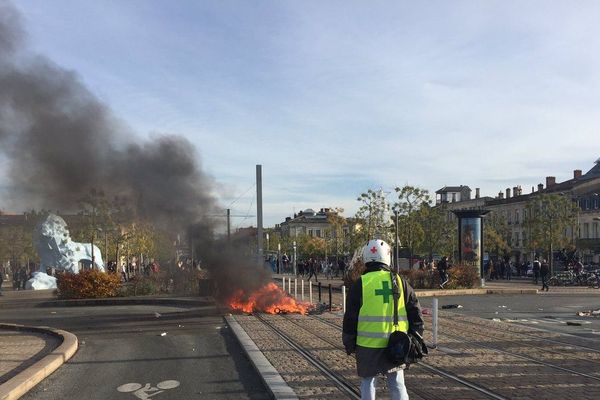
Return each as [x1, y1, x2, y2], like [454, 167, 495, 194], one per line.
[374, 280, 393, 303]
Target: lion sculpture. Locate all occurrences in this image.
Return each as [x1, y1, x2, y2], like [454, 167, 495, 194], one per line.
[35, 213, 105, 274]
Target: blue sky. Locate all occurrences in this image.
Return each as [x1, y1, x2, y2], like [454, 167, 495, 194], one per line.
[8, 0, 600, 227]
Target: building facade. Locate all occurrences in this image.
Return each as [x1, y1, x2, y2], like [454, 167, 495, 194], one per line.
[437, 159, 600, 264]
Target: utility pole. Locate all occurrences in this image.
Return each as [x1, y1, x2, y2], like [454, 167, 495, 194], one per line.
[394, 209, 399, 273]
[227, 208, 231, 242]
[256, 165, 264, 265]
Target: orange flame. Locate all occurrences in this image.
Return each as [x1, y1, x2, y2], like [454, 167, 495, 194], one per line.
[227, 282, 311, 314]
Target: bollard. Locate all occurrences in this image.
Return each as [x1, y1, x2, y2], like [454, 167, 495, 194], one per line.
[294, 279, 297, 298]
[432, 297, 438, 348]
[318, 282, 322, 303]
[282, 277, 286, 292]
[309, 281, 313, 304]
[301, 280, 305, 301]
[328, 284, 332, 311]
[342, 285, 346, 314]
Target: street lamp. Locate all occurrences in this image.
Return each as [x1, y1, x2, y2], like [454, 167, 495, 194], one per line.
[277, 242, 281, 274]
[293, 241, 297, 276]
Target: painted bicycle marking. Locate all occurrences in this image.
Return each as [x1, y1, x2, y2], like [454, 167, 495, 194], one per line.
[117, 380, 180, 399]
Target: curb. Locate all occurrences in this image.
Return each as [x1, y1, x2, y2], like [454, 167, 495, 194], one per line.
[0, 324, 78, 400]
[35, 297, 215, 308]
[416, 288, 539, 297]
[225, 316, 298, 400]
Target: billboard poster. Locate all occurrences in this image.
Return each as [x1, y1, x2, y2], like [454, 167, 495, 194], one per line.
[460, 218, 481, 266]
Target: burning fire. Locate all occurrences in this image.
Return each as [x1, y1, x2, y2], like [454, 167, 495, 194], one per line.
[227, 282, 311, 314]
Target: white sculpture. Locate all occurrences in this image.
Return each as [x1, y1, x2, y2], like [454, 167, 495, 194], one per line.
[28, 214, 105, 289]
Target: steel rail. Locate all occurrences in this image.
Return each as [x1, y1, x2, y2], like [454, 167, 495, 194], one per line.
[311, 315, 510, 400]
[440, 315, 600, 362]
[254, 313, 361, 399]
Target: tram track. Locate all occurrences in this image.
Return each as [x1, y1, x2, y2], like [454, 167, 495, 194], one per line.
[308, 314, 510, 400]
[253, 313, 362, 399]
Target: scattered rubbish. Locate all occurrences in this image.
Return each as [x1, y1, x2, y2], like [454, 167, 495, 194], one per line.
[308, 303, 330, 315]
[80, 341, 85, 345]
[498, 305, 507, 308]
[192, 348, 196, 352]
[492, 318, 502, 322]
[421, 308, 431, 315]
[50, 311, 56, 314]
[154, 312, 162, 318]
[160, 332, 167, 336]
[178, 325, 184, 328]
[566, 321, 582, 326]
[576, 309, 600, 317]
[538, 308, 544, 311]
[494, 311, 499, 314]
[441, 304, 463, 309]
[543, 316, 556, 319]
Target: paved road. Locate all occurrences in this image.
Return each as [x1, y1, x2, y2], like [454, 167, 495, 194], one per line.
[1, 304, 269, 400]
[420, 292, 600, 338]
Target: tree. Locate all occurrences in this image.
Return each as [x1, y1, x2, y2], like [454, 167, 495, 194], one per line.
[326, 207, 346, 262]
[355, 189, 393, 244]
[393, 185, 429, 268]
[525, 193, 579, 274]
[418, 202, 455, 261]
[484, 210, 511, 261]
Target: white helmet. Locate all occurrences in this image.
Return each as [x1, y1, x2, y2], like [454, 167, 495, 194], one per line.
[362, 239, 391, 267]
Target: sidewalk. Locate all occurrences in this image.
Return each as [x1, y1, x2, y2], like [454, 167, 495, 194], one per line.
[272, 273, 600, 295]
[0, 330, 61, 384]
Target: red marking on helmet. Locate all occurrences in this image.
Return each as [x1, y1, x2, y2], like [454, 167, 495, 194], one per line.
[370, 246, 378, 254]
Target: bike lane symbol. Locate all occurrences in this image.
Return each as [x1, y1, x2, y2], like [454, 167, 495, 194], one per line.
[117, 380, 180, 399]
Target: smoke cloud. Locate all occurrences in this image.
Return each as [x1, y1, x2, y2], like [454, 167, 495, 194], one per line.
[0, 0, 217, 229]
[0, 1, 278, 302]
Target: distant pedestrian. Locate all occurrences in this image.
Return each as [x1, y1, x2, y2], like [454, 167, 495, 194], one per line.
[540, 259, 550, 291]
[307, 258, 319, 282]
[532, 258, 541, 284]
[438, 256, 449, 289]
[505, 261, 512, 280]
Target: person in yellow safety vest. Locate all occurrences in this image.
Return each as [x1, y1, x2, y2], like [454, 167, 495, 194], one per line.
[343, 239, 424, 400]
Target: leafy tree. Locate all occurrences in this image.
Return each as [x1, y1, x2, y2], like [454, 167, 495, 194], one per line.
[326, 207, 346, 261]
[484, 210, 511, 261]
[355, 189, 393, 243]
[393, 185, 429, 268]
[418, 202, 455, 261]
[525, 193, 579, 273]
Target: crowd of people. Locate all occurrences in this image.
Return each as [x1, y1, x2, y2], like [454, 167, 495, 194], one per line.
[266, 254, 348, 281]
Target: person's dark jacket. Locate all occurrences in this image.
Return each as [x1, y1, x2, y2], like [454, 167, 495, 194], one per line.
[540, 261, 550, 276]
[342, 262, 424, 377]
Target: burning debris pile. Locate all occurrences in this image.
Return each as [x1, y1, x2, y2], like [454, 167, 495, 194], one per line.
[227, 282, 311, 315]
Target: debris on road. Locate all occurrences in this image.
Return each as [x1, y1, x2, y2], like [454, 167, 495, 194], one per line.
[566, 321, 582, 326]
[422, 308, 431, 315]
[160, 332, 167, 336]
[492, 318, 501, 322]
[154, 312, 162, 318]
[441, 304, 463, 309]
[576, 309, 600, 317]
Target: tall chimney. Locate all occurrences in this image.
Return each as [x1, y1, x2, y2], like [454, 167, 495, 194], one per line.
[506, 188, 511, 199]
[574, 169, 582, 179]
[513, 186, 518, 197]
[546, 176, 556, 187]
[475, 188, 480, 199]
[499, 191, 504, 199]
[538, 183, 544, 191]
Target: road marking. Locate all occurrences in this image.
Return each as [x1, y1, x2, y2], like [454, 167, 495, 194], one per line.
[117, 380, 180, 399]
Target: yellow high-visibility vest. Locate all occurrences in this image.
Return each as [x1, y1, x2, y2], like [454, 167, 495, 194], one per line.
[356, 270, 408, 348]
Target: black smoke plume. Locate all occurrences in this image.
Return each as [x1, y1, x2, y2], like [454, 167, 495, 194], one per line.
[0, 1, 279, 302]
[0, 0, 217, 229]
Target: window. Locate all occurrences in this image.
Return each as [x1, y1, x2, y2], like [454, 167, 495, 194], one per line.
[515, 210, 520, 224]
[583, 223, 589, 239]
[315, 229, 322, 237]
[593, 223, 599, 239]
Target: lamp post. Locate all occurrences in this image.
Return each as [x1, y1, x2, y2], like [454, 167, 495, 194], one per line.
[293, 241, 297, 276]
[266, 233, 270, 256]
[277, 242, 281, 274]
